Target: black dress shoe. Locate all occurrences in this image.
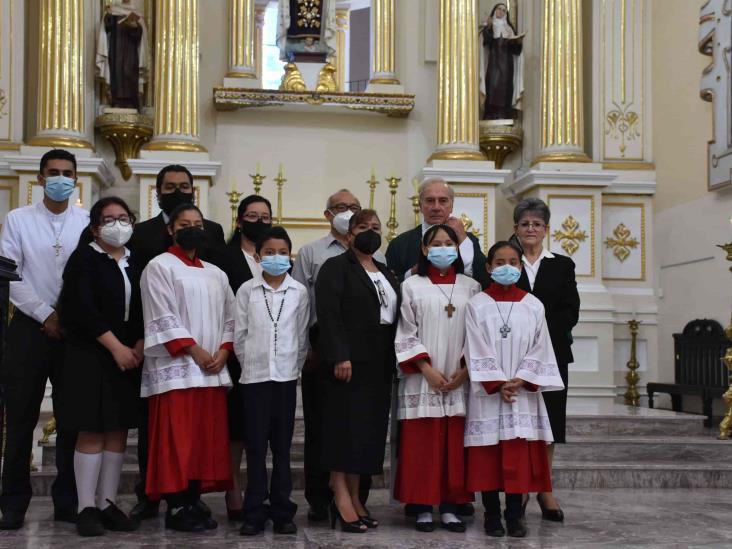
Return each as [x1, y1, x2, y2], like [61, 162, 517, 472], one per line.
[415, 520, 435, 532]
[0, 511, 24, 530]
[273, 521, 297, 534]
[307, 506, 328, 522]
[240, 521, 264, 536]
[76, 507, 104, 537]
[441, 519, 466, 533]
[506, 518, 528, 538]
[165, 506, 206, 532]
[455, 503, 475, 517]
[537, 493, 565, 522]
[100, 502, 139, 532]
[129, 499, 159, 521]
[484, 515, 505, 537]
[54, 507, 77, 523]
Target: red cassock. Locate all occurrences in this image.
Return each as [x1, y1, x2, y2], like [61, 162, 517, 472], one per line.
[145, 247, 234, 499]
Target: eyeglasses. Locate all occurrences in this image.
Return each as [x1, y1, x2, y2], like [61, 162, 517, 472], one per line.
[329, 203, 361, 214]
[101, 216, 133, 227]
[242, 212, 272, 223]
[373, 279, 388, 308]
[517, 221, 546, 230]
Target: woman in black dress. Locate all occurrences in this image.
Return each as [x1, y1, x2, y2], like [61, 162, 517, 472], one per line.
[57, 197, 143, 536]
[513, 198, 580, 521]
[315, 209, 399, 533]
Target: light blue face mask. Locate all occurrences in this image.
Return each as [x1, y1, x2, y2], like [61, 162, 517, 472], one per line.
[490, 264, 521, 285]
[427, 246, 458, 269]
[43, 175, 76, 202]
[260, 254, 290, 276]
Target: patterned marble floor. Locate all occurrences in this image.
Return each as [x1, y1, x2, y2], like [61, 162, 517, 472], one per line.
[1, 488, 732, 548]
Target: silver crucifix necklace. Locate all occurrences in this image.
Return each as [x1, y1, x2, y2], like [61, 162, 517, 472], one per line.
[47, 208, 70, 257]
[493, 299, 515, 338]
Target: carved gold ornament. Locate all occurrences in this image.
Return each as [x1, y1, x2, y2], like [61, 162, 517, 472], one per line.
[279, 63, 307, 92]
[604, 222, 638, 262]
[315, 62, 338, 92]
[297, 0, 322, 29]
[605, 101, 640, 157]
[460, 213, 482, 239]
[552, 215, 587, 256]
[0, 88, 7, 119]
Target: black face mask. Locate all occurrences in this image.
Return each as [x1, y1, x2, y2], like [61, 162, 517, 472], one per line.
[240, 220, 271, 242]
[159, 189, 194, 216]
[175, 226, 206, 251]
[353, 230, 381, 255]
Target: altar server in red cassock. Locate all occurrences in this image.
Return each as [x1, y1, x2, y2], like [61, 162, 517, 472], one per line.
[464, 241, 564, 539]
[140, 204, 235, 533]
[393, 225, 480, 532]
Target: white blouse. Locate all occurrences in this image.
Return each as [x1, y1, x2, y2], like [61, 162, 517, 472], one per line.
[367, 270, 397, 325]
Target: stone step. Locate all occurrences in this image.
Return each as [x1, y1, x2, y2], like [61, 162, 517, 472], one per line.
[565, 410, 705, 436]
[555, 436, 732, 463]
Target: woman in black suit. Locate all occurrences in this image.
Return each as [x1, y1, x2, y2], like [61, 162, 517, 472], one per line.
[315, 209, 399, 533]
[513, 198, 580, 522]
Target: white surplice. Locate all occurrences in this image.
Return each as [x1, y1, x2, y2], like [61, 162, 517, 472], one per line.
[463, 291, 564, 446]
[395, 273, 481, 420]
[140, 252, 235, 397]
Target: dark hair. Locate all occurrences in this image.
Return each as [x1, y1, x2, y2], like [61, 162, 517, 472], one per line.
[227, 194, 273, 246]
[486, 240, 522, 265]
[255, 225, 292, 255]
[416, 224, 465, 276]
[508, 233, 524, 254]
[40, 149, 77, 174]
[348, 208, 380, 232]
[77, 196, 136, 248]
[156, 164, 193, 193]
[489, 3, 518, 35]
[167, 203, 203, 227]
[513, 197, 551, 225]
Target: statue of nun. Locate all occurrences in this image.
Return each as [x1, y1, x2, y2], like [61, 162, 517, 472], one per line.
[479, 3, 525, 122]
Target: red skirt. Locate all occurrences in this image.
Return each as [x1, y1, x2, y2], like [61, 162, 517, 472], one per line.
[466, 439, 552, 494]
[394, 416, 473, 505]
[146, 387, 232, 499]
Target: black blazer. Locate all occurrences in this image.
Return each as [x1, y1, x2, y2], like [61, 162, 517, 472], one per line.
[385, 225, 490, 288]
[315, 248, 401, 365]
[517, 252, 580, 365]
[58, 243, 143, 346]
[219, 242, 254, 294]
[127, 213, 227, 270]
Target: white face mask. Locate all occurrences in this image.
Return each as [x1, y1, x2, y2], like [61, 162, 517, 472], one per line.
[99, 221, 133, 248]
[331, 210, 354, 235]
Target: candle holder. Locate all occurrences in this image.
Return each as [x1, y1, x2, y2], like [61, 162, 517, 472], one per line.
[367, 171, 379, 210]
[249, 170, 266, 196]
[226, 189, 243, 233]
[385, 176, 401, 242]
[716, 242, 732, 439]
[274, 167, 287, 225]
[624, 319, 641, 406]
[410, 178, 421, 228]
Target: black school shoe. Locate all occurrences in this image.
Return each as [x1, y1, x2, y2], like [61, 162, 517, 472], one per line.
[165, 506, 206, 532]
[484, 514, 505, 537]
[76, 507, 105, 537]
[189, 501, 218, 530]
[129, 499, 159, 521]
[441, 519, 466, 533]
[506, 517, 528, 538]
[273, 520, 297, 534]
[240, 521, 265, 536]
[415, 520, 435, 532]
[0, 511, 24, 530]
[100, 502, 139, 531]
[54, 506, 78, 523]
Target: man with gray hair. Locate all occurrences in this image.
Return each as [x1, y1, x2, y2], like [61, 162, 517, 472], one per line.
[291, 189, 384, 521]
[385, 178, 489, 288]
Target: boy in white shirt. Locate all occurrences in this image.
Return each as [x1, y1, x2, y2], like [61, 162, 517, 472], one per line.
[233, 226, 309, 536]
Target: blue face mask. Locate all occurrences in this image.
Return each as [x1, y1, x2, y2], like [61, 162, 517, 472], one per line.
[43, 175, 76, 202]
[427, 246, 458, 269]
[490, 264, 521, 286]
[260, 255, 290, 276]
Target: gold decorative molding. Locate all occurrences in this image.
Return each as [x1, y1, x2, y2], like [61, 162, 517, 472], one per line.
[279, 63, 307, 92]
[602, 161, 655, 170]
[0, 88, 7, 118]
[214, 88, 415, 117]
[315, 63, 338, 93]
[602, 201, 646, 281]
[455, 192, 489, 253]
[95, 112, 154, 180]
[552, 215, 587, 257]
[604, 222, 638, 262]
[605, 102, 640, 158]
[478, 123, 523, 168]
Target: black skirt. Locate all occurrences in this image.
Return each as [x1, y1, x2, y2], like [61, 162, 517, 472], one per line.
[542, 363, 569, 443]
[226, 355, 246, 442]
[57, 336, 140, 432]
[320, 326, 394, 475]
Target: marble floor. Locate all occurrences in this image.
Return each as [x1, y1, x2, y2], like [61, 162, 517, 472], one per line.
[1, 488, 732, 548]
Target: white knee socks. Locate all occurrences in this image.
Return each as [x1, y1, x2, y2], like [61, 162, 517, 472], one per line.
[74, 451, 102, 513]
[97, 451, 125, 510]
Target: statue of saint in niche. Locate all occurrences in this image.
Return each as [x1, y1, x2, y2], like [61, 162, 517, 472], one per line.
[277, 0, 336, 63]
[479, 3, 524, 122]
[96, 0, 149, 110]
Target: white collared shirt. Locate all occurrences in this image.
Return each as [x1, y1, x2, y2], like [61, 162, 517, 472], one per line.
[404, 222, 474, 280]
[366, 269, 398, 324]
[89, 241, 132, 321]
[234, 273, 309, 384]
[522, 248, 555, 290]
[0, 203, 89, 323]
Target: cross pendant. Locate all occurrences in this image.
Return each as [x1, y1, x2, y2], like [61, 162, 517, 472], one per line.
[52, 241, 62, 257]
[500, 324, 511, 338]
[445, 303, 455, 318]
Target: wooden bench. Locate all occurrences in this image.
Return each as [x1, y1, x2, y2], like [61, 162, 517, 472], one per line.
[647, 319, 729, 427]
